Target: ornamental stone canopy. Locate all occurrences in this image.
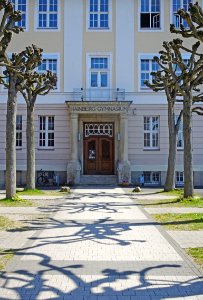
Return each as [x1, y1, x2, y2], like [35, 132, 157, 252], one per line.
[66, 101, 132, 114]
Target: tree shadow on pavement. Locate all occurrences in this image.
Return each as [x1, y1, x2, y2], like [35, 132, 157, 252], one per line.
[0, 251, 202, 299]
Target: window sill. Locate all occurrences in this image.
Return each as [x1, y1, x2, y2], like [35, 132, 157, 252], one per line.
[35, 27, 59, 32]
[138, 28, 163, 33]
[16, 147, 22, 150]
[144, 182, 160, 185]
[37, 148, 55, 151]
[143, 148, 160, 151]
[177, 148, 184, 151]
[87, 27, 111, 32]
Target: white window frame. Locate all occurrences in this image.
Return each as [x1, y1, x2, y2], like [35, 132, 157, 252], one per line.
[144, 116, 160, 150]
[37, 53, 60, 91]
[16, 115, 22, 149]
[138, 0, 164, 32]
[10, 0, 29, 31]
[176, 115, 184, 150]
[143, 171, 161, 185]
[86, 53, 112, 89]
[176, 171, 184, 186]
[86, 0, 112, 32]
[138, 53, 159, 92]
[170, 0, 199, 28]
[35, 0, 60, 32]
[38, 116, 55, 149]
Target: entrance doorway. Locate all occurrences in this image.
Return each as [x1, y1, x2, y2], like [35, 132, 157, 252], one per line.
[84, 123, 114, 175]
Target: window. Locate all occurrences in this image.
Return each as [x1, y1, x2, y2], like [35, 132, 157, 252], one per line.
[172, 0, 193, 28]
[176, 117, 183, 149]
[141, 58, 159, 88]
[39, 116, 54, 148]
[10, 0, 27, 28]
[140, 0, 161, 29]
[38, 57, 58, 88]
[16, 115, 22, 148]
[89, 0, 109, 29]
[176, 171, 184, 186]
[90, 57, 109, 88]
[37, 0, 58, 29]
[144, 116, 159, 149]
[143, 171, 161, 185]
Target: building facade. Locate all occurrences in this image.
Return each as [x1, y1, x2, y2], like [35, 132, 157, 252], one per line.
[0, 0, 203, 187]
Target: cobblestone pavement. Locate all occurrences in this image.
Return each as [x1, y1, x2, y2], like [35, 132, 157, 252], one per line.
[0, 187, 202, 299]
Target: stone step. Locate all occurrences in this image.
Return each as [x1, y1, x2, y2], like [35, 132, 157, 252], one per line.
[80, 175, 117, 185]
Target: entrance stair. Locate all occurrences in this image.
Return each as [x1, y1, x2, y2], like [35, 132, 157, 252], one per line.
[80, 175, 117, 186]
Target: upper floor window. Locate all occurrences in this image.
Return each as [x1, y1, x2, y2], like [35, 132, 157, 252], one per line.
[144, 116, 159, 149]
[140, 58, 159, 88]
[88, 0, 109, 29]
[172, 0, 193, 28]
[16, 115, 22, 148]
[10, 0, 27, 28]
[38, 0, 58, 29]
[37, 55, 59, 89]
[140, 0, 161, 29]
[39, 116, 54, 148]
[89, 57, 109, 88]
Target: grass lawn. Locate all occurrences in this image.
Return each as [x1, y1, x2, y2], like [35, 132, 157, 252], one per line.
[152, 213, 203, 230]
[0, 216, 22, 231]
[0, 196, 33, 207]
[138, 197, 203, 208]
[17, 188, 69, 196]
[186, 248, 203, 268]
[0, 249, 14, 270]
[17, 189, 46, 196]
[158, 188, 184, 196]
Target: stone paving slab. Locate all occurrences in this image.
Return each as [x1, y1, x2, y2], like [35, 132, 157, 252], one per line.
[19, 218, 183, 262]
[0, 230, 36, 249]
[167, 231, 203, 248]
[0, 274, 202, 299]
[54, 202, 147, 220]
[145, 207, 203, 214]
[0, 207, 44, 214]
[5, 260, 199, 276]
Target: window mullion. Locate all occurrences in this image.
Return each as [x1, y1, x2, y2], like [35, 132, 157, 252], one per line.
[150, 117, 152, 148]
[46, 117, 48, 147]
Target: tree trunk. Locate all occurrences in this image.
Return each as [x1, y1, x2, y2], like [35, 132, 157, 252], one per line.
[26, 103, 36, 190]
[6, 76, 17, 198]
[164, 102, 177, 191]
[183, 92, 194, 198]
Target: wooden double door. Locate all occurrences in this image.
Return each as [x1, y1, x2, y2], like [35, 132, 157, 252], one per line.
[84, 136, 114, 175]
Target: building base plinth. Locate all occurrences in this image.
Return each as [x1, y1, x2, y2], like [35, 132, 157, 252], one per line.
[67, 160, 81, 185]
[117, 161, 131, 185]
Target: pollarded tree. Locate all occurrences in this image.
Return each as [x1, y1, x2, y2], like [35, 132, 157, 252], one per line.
[18, 63, 56, 190]
[0, 0, 24, 198]
[170, 2, 203, 42]
[145, 65, 183, 191]
[152, 38, 203, 198]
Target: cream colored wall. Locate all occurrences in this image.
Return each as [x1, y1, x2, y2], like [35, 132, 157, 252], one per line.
[134, 0, 203, 92]
[128, 103, 203, 172]
[7, 1, 64, 92]
[82, 0, 116, 88]
[0, 103, 70, 172]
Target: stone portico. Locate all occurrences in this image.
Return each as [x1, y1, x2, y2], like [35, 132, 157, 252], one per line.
[66, 101, 132, 185]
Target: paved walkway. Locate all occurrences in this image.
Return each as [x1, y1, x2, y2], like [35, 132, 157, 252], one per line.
[0, 187, 202, 299]
[167, 231, 203, 249]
